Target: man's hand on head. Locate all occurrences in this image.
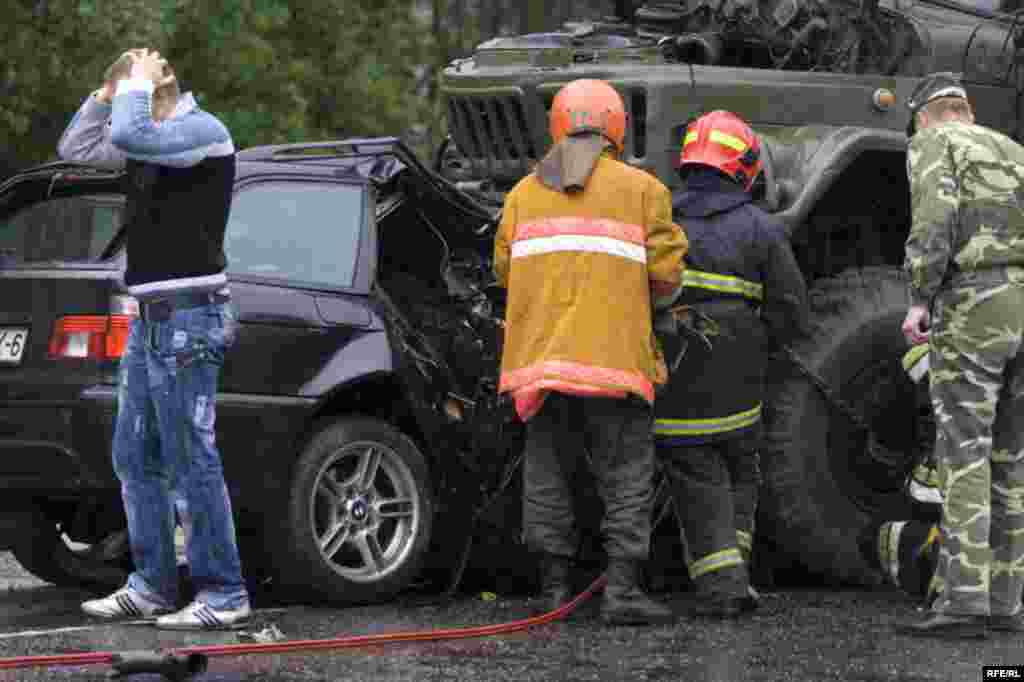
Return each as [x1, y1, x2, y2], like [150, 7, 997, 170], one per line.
[96, 49, 146, 104]
[94, 82, 116, 105]
[130, 49, 171, 84]
[155, 71, 177, 91]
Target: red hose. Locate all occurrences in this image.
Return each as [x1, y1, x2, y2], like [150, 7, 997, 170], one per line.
[0, 574, 608, 671]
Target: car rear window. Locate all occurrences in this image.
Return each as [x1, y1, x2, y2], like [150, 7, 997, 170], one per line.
[0, 194, 123, 265]
[225, 181, 364, 288]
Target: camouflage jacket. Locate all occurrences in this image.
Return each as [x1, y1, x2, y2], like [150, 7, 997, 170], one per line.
[903, 121, 1024, 306]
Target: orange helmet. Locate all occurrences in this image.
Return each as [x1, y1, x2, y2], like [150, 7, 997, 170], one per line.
[549, 79, 628, 153]
[678, 110, 762, 191]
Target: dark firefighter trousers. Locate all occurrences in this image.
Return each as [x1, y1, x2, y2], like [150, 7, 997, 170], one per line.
[658, 435, 761, 597]
[522, 393, 655, 561]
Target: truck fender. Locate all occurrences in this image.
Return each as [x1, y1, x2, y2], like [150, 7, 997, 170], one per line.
[763, 126, 908, 236]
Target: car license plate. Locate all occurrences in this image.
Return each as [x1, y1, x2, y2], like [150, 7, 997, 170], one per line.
[0, 328, 28, 364]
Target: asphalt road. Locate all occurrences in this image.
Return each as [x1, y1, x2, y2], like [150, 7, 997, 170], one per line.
[0, 552, 1020, 682]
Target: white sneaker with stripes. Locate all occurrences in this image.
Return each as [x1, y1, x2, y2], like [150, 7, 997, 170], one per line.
[81, 587, 174, 620]
[155, 599, 251, 630]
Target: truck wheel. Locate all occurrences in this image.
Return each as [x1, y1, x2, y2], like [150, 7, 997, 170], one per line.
[282, 418, 434, 604]
[762, 267, 936, 585]
[13, 507, 129, 592]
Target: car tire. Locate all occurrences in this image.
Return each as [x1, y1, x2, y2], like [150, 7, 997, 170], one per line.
[281, 418, 435, 604]
[12, 507, 129, 592]
[761, 267, 936, 585]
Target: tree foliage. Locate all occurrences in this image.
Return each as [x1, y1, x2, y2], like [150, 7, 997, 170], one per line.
[0, 0, 170, 174]
[1, 0, 614, 176]
[165, 1, 430, 148]
[2, 0, 430, 171]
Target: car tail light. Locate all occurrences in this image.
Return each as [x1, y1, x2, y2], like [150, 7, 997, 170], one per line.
[49, 295, 138, 360]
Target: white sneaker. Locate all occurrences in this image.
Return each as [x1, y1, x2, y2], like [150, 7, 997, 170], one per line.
[156, 600, 251, 630]
[81, 587, 174, 620]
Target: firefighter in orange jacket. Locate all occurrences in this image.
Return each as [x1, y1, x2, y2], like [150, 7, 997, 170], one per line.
[655, 111, 808, 618]
[494, 79, 688, 626]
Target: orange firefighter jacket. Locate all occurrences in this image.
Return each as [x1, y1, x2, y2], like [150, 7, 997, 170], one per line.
[494, 155, 688, 421]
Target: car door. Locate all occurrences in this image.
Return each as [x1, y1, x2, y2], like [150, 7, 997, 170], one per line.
[214, 174, 380, 497]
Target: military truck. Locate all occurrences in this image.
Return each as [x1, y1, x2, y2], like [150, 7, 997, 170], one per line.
[437, 0, 1024, 585]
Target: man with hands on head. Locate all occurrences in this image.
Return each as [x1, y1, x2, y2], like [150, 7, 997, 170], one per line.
[58, 48, 249, 630]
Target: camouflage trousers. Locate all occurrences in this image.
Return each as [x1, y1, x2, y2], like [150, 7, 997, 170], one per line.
[657, 435, 760, 597]
[929, 274, 1024, 617]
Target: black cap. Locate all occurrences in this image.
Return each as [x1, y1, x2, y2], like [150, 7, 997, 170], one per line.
[906, 72, 968, 137]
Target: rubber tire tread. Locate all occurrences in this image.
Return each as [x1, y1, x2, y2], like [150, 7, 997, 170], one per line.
[762, 266, 917, 586]
[12, 508, 128, 592]
[282, 417, 435, 605]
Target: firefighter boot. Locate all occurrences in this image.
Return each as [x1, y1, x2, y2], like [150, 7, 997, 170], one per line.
[600, 559, 674, 626]
[533, 554, 573, 615]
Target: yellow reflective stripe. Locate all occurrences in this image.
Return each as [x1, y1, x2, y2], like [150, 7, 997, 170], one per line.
[912, 463, 940, 488]
[902, 344, 929, 373]
[683, 130, 698, 146]
[689, 548, 744, 579]
[654, 404, 762, 436]
[878, 521, 904, 587]
[736, 530, 753, 554]
[681, 269, 764, 302]
[709, 129, 748, 152]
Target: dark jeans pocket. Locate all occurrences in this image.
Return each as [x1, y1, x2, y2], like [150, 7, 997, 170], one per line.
[157, 306, 231, 369]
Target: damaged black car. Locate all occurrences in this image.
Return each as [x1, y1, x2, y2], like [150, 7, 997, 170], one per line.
[0, 138, 530, 604]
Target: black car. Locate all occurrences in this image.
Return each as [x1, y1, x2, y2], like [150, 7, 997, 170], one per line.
[0, 138, 525, 604]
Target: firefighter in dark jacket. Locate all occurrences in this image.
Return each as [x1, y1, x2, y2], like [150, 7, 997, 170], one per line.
[655, 110, 809, 618]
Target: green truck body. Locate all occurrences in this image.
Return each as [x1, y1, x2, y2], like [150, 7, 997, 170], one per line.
[438, 0, 1024, 584]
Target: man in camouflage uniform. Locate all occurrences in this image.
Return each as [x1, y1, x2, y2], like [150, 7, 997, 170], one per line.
[900, 72, 1024, 638]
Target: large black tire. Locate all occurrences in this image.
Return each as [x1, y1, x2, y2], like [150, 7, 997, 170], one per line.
[12, 506, 129, 592]
[762, 267, 936, 585]
[280, 418, 435, 604]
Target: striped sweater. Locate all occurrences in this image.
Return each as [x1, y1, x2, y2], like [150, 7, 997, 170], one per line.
[57, 79, 236, 300]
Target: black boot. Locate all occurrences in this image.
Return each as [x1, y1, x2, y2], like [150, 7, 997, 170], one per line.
[601, 559, 674, 626]
[533, 554, 573, 615]
[989, 613, 1024, 633]
[898, 613, 988, 639]
[688, 593, 759, 618]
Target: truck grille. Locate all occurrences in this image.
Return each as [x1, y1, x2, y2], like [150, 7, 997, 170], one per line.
[445, 86, 648, 184]
[447, 92, 539, 165]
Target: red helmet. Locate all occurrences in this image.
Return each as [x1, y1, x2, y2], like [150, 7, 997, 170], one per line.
[678, 110, 762, 190]
[550, 79, 628, 153]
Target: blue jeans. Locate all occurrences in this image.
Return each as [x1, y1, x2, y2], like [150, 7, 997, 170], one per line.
[113, 300, 248, 610]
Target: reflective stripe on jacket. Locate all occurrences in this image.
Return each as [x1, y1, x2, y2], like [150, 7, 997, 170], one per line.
[494, 155, 688, 421]
[655, 403, 763, 439]
[654, 170, 808, 445]
[681, 269, 764, 302]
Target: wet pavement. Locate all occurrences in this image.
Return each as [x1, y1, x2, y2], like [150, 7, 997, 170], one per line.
[0, 553, 1020, 681]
